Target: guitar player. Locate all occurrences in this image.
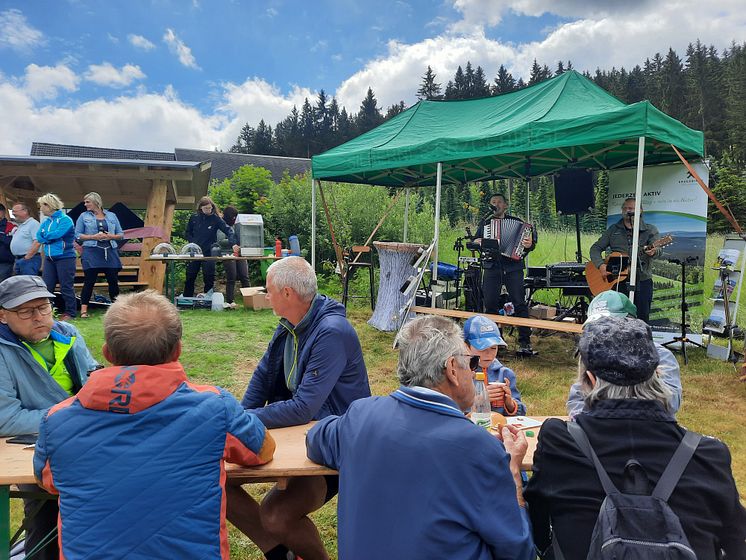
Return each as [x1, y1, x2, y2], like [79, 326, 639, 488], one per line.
[589, 197, 660, 323]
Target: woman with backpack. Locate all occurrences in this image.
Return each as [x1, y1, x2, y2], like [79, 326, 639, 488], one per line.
[524, 315, 746, 559]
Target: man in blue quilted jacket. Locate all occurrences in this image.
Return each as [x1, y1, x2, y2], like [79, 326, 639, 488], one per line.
[228, 256, 370, 560]
[34, 290, 276, 559]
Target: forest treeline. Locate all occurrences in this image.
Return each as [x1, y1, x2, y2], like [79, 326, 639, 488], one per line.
[225, 40, 746, 234]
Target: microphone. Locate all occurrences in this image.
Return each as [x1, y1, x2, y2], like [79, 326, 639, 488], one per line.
[489, 204, 499, 212]
[626, 211, 635, 217]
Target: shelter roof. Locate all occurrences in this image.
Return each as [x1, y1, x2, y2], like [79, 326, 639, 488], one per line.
[31, 141, 175, 161]
[312, 71, 704, 187]
[175, 148, 310, 183]
[0, 154, 210, 209]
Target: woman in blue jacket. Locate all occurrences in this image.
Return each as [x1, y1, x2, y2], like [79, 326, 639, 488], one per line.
[74, 192, 124, 318]
[36, 193, 77, 320]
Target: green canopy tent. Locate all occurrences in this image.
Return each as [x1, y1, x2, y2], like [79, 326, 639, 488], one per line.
[311, 70, 704, 305]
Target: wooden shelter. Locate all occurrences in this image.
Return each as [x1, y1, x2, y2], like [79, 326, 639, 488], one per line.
[0, 154, 212, 293]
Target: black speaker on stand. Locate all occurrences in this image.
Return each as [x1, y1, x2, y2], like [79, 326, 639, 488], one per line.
[554, 168, 595, 264]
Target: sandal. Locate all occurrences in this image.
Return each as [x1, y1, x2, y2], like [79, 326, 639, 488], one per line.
[80, 312, 90, 319]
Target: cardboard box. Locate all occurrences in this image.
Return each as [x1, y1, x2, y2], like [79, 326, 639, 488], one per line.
[529, 304, 556, 319]
[240, 287, 272, 310]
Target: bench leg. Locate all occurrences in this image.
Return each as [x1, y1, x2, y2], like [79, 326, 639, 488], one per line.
[0, 485, 9, 560]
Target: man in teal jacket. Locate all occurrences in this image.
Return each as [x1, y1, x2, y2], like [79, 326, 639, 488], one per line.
[0, 274, 99, 559]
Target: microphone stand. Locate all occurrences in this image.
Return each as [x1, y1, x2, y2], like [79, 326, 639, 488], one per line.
[662, 256, 705, 364]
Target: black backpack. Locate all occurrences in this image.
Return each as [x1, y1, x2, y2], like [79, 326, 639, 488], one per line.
[551, 422, 702, 560]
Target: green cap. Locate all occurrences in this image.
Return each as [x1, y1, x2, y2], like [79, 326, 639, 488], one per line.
[586, 291, 637, 323]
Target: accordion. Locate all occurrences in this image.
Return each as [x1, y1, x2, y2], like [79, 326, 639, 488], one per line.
[482, 217, 533, 261]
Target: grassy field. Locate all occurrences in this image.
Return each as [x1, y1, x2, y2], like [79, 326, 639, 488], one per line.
[8, 229, 746, 559]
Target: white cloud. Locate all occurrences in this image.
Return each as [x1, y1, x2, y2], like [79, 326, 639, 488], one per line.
[84, 63, 146, 88]
[266, 7, 278, 17]
[128, 33, 155, 51]
[218, 77, 313, 147]
[0, 9, 44, 51]
[24, 63, 79, 100]
[107, 33, 119, 44]
[337, 0, 746, 111]
[163, 28, 200, 69]
[0, 81, 224, 154]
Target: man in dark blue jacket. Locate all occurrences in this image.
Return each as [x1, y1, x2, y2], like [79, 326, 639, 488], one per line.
[228, 256, 370, 560]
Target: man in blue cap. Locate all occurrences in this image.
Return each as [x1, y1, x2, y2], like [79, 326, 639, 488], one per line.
[566, 291, 682, 418]
[464, 315, 526, 416]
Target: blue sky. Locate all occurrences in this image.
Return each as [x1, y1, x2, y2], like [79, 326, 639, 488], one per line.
[0, 0, 744, 153]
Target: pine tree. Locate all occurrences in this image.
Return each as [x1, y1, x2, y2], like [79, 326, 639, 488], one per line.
[357, 87, 384, 134]
[493, 65, 516, 95]
[417, 66, 442, 100]
[555, 61, 565, 76]
[385, 101, 406, 119]
[230, 123, 254, 154]
[299, 98, 316, 157]
[661, 48, 686, 119]
[473, 65, 490, 97]
[252, 120, 274, 155]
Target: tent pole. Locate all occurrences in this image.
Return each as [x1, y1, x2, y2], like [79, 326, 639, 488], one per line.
[431, 163, 442, 309]
[525, 175, 531, 267]
[403, 188, 410, 242]
[629, 136, 646, 305]
[311, 177, 317, 269]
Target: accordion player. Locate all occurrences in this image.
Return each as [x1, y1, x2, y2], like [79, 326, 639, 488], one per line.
[480, 216, 534, 261]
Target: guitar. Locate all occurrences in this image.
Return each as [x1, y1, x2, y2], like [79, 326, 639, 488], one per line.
[585, 235, 673, 296]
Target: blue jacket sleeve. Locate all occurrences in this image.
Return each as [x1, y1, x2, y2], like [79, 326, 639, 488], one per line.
[503, 367, 526, 416]
[37, 215, 73, 242]
[33, 413, 49, 483]
[565, 381, 586, 419]
[656, 344, 682, 414]
[111, 213, 124, 237]
[221, 389, 275, 466]
[74, 214, 86, 241]
[306, 413, 344, 469]
[0, 355, 48, 435]
[474, 436, 534, 560]
[247, 323, 349, 428]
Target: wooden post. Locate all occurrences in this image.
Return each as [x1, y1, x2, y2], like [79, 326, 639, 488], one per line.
[138, 179, 168, 292]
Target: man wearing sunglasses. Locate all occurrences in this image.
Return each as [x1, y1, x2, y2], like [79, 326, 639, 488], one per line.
[0, 275, 99, 560]
[306, 315, 533, 560]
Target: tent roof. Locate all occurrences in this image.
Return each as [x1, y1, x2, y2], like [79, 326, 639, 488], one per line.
[0, 155, 211, 209]
[312, 71, 704, 187]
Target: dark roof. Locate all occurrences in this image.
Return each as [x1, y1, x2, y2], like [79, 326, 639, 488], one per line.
[175, 148, 310, 183]
[30, 142, 175, 161]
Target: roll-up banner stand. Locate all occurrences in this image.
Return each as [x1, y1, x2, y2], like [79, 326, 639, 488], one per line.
[607, 162, 709, 345]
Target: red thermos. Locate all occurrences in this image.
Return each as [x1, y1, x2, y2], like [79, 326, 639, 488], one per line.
[274, 238, 282, 257]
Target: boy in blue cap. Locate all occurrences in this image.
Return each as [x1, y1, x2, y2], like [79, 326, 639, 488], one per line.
[464, 315, 526, 416]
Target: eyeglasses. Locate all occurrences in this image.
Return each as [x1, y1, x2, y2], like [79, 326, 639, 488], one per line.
[7, 302, 53, 319]
[454, 354, 480, 372]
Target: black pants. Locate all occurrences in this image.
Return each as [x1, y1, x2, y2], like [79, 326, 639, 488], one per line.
[20, 485, 59, 560]
[482, 265, 531, 346]
[184, 260, 216, 297]
[621, 277, 653, 323]
[224, 259, 250, 303]
[80, 268, 120, 306]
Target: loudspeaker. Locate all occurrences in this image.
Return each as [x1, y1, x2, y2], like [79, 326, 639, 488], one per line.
[554, 168, 595, 214]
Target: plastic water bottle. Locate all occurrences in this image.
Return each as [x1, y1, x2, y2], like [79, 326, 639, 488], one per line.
[211, 292, 224, 312]
[472, 371, 491, 429]
[289, 235, 301, 256]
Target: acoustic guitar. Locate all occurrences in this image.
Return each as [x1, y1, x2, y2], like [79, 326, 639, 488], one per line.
[585, 235, 673, 296]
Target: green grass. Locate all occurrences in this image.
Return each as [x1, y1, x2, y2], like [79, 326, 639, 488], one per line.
[8, 228, 746, 559]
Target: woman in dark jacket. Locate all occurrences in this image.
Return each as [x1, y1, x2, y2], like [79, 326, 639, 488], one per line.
[183, 196, 234, 297]
[524, 316, 746, 560]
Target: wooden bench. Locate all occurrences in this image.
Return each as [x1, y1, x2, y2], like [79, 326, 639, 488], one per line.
[410, 306, 584, 334]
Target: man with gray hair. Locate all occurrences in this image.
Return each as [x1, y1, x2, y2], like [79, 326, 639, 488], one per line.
[34, 290, 275, 559]
[525, 315, 746, 559]
[306, 314, 533, 560]
[228, 256, 370, 560]
[10, 202, 41, 276]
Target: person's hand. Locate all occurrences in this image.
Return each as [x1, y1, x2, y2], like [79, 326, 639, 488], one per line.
[521, 237, 532, 248]
[474, 238, 482, 246]
[232, 244, 241, 255]
[23, 253, 33, 260]
[487, 382, 507, 408]
[599, 263, 609, 279]
[501, 425, 528, 469]
[644, 247, 657, 256]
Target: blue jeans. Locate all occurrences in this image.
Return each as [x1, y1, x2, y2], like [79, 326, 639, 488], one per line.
[42, 257, 77, 317]
[14, 254, 42, 276]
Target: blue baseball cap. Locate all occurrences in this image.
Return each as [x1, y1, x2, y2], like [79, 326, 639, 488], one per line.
[463, 315, 507, 350]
